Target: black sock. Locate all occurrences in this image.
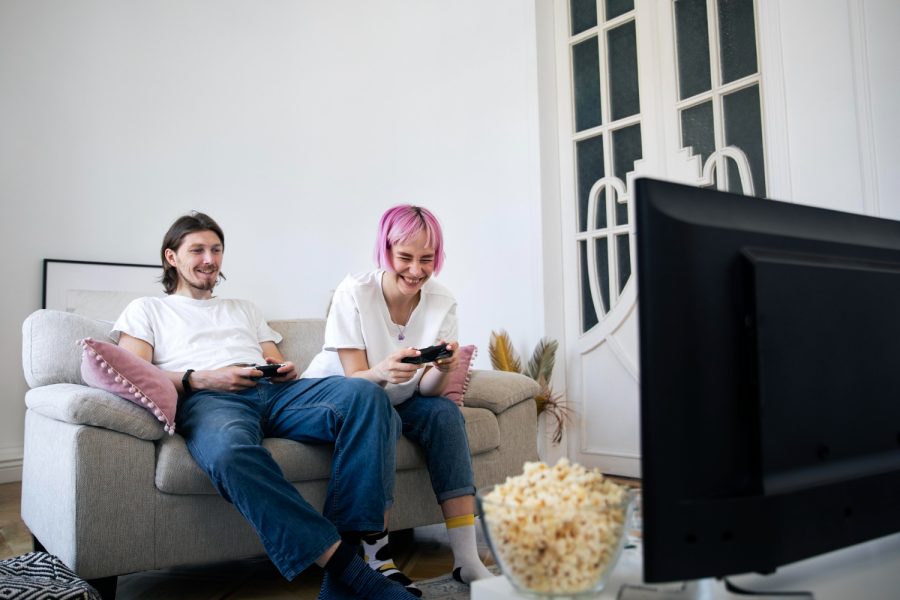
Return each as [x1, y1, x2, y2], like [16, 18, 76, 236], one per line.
[319, 541, 417, 600]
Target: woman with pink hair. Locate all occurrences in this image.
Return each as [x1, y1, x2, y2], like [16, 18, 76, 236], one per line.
[303, 205, 492, 595]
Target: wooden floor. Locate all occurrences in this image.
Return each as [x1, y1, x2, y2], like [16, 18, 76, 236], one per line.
[0, 480, 490, 599]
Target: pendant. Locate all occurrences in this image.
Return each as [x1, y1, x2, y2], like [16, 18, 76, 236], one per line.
[398, 332, 405, 341]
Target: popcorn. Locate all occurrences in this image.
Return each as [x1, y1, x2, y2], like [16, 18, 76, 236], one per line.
[481, 458, 629, 593]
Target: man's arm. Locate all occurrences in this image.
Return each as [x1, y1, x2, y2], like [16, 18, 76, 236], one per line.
[117, 332, 261, 394]
[117, 332, 189, 393]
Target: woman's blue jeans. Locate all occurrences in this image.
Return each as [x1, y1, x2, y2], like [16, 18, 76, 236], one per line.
[393, 394, 476, 503]
[177, 376, 401, 581]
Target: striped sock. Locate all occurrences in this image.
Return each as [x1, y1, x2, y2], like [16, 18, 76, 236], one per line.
[361, 529, 422, 597]
[446, 514, 494, 584]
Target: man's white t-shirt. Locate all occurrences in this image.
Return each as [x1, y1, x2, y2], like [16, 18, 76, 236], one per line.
[301, 270, 457, 405]
[112, 295, 282, 372]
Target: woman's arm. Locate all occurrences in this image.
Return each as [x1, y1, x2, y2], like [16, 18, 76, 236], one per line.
[338, 347, 422, 386]
[417, 341, 459, 397]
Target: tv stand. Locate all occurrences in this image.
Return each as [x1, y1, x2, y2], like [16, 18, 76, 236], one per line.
[472, 531, 900, 599]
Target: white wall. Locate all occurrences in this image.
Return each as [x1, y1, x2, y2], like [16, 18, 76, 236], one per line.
[770, 0, 900, 219]
[0, 0, 546, 482]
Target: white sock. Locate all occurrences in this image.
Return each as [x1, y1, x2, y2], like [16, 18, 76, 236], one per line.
[446, 514, 494, 584]
[361, 529, 422, 597]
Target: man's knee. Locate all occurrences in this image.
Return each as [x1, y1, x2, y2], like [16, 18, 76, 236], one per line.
[343, 378, 391, 408]
[342, 379, 401, 437]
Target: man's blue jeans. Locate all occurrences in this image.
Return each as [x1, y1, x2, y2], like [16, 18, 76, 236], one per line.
[177, 376, 401, 580]
[394, 394, 476, 503]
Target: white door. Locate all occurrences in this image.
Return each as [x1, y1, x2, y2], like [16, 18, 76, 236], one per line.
[551, 0, 767, 476]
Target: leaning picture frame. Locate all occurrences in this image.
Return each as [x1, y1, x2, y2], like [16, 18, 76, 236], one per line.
[42, 259, 164, 321]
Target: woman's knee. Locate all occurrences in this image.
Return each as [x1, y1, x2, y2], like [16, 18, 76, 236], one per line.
[429, 396, 466, 427]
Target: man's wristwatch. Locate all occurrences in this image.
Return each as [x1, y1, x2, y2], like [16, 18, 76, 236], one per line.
[182, 369, 195, 397]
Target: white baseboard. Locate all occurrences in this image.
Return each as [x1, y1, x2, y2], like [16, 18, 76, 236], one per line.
[0, 446, 23, 484]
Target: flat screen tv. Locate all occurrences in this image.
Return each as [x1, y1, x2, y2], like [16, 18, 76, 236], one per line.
[634, 177, 900, 584]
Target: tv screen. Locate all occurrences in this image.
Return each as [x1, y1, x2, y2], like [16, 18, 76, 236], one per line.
[634, 177, 900, 584]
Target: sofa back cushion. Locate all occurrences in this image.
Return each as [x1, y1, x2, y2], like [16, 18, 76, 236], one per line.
[22, 310, 113, 388]
[268, 319, 326, 372]
[22, 310, 328, 389]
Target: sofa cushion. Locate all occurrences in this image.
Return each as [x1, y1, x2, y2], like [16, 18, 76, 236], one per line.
[79, 338, 178, 435]
[155, 406, 501, 495]
[25, 384, 166, 441]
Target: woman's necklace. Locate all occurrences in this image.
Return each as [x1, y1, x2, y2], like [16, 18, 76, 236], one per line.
[392, 306, 414, 341]
[384, 273, 419, 342]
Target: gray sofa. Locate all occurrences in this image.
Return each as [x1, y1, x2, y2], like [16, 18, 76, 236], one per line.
[20, 309, 539, 597]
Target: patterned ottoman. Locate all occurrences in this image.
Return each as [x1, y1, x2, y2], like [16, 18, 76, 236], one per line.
[0, 552, 100, 600]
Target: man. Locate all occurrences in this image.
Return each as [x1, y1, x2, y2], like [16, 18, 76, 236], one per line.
[114, 211, 417, 600]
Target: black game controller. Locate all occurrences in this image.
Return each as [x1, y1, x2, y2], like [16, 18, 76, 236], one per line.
[252, 363, 285, 377]
[400, 344, 453, 364]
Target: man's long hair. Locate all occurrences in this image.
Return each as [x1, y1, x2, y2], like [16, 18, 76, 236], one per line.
[160, 212, 226, 295]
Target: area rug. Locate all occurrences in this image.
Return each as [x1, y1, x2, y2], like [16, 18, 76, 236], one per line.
[416, 566, 501, 599]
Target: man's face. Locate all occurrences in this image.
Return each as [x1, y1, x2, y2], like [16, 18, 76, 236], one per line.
[165, 230, 223, 298]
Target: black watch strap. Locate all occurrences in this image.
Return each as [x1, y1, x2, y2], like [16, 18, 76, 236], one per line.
[182, 369, 195, 397]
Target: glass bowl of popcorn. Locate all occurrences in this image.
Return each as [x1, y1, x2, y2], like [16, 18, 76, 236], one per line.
[477, 459, 636, 597]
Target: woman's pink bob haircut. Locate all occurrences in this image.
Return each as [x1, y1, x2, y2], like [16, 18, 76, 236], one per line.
[374, 205, 445, 275]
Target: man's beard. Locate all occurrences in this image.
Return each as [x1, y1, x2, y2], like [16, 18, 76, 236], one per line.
[189, 278, 217, 291]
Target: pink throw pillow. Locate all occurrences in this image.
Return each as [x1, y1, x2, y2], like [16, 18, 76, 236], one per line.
[79, 337, 178, 435]
[442, 344, 476, 406]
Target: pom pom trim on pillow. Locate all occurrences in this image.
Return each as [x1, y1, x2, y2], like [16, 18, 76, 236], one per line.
[78, 337, 177, 435]
[443, 344, 477, 406]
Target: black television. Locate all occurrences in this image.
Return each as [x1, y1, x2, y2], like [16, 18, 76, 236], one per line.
[634, 177, 900, 585]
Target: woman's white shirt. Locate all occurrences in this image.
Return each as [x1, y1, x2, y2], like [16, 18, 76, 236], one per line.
[301, 270, 457, 405]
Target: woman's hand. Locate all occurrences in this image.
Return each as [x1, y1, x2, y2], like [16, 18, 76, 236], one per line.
[374, 348, 424, 384]
[431, 341, 459, 373]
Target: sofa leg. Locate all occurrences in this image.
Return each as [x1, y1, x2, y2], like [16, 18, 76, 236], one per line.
[87, 576, 118, 600]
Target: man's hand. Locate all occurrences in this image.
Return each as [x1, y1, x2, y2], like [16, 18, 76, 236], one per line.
[191, 366, 260, 393]
[261, 359, 298, 383]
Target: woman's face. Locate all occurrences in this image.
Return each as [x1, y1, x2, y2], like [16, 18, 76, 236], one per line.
[389, 230, 435, 296]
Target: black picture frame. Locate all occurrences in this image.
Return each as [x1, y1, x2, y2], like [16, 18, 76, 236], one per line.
[42, 259, 163, 320]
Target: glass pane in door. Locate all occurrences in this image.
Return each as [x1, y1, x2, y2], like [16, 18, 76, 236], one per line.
[579, 240, 599, 331]
[674, 0, 711, 100]
[594, 236, 611, 315]
[718, 0, 758, 84]
[612, 123, 642, 226]
[608, 20, 640, 121]
[570, 0, 598, 35]
[576, 134, 606, 232]
[723, 84, 766, 195]
[680, 100, 715, 167]
[573, 36, 603, 131]
[605, 0, 634, 21]
[616, 233, 631, 294]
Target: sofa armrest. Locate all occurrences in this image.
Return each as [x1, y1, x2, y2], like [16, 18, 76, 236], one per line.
[463, 370, 540, 415]
[25, 383, 165, 441]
